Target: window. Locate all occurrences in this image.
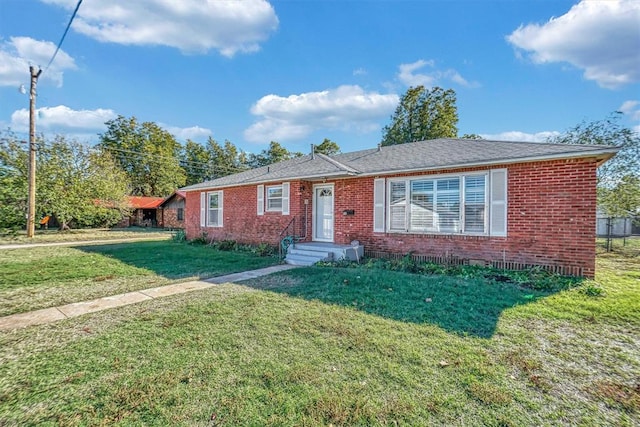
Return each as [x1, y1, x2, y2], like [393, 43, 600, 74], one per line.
[257, 182, 290, 216]
[177, 207, 184, 221]
[266, 185, 283, 211]
[383, 173, 490, 234]
[206, 191, 223, 227]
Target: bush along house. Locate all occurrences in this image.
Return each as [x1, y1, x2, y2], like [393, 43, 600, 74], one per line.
[181, 138, 618, 277]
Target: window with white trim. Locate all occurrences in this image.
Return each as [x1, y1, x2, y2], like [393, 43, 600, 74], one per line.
[385, 173, 490, 234]
[206, 191, 223, 227]
[258, 182, 289, 215]
[266, 185, 283, 212]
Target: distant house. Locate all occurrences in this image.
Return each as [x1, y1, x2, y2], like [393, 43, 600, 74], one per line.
[117, 196, 165, 227]
[181, 138, 618, 278]
[158, 191, 186, 229]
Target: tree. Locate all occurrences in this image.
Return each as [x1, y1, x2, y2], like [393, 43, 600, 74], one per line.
[246, 141, 302, 168]
[207, 138, 249, 178]
[314, 138, 341, 155]
[548, 112, 640, 216]
[598, 175, 640, 218]
[98, 115, 186, 196]
[181, 139, 212, 186]
[461, 133, 484, 140]
[0, 131, 131, 230]
[381, 86, 458, 146]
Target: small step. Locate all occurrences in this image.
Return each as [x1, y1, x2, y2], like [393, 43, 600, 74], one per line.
[284, 246, 333, 266]
[288, 247, 332, 259]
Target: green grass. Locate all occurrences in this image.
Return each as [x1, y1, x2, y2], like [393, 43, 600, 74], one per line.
[0, 240, 279, 316]
[0, 241, 638, 425]
[0, 227, 173, 245]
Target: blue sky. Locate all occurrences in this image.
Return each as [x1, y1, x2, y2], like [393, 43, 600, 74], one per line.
[1, 0, 638, 154]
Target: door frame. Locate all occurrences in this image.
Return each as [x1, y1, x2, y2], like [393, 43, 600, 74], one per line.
[312, 183, 335, 242]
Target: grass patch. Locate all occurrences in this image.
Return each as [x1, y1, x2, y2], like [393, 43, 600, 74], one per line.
[0, 227, 174, 245]
[0, 241, 638, 425]
[0, 240, 278, 316]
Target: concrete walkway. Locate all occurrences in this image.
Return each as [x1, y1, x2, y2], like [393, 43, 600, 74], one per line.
[0, 264, 297, 332]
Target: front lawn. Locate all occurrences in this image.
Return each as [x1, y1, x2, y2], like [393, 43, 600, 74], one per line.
[0, 227, 173, 245]
[0, 243, 638, 425]
[0, 240, 279, 316]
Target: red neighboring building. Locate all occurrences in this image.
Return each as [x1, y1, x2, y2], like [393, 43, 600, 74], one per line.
[181, 139, 618, 277]
[118, 196, 165, 227]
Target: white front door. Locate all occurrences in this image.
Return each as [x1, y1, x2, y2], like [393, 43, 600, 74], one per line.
[313, 184, 334, 242]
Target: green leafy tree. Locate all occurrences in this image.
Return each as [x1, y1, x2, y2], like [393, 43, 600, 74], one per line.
[315, 138, 341, 155]
[461, 133, 484, 140]
[99, 115, 186, 196]
[247, 141, 302, 168]
[0, 132, 29, 228]
[598, 175, 640, 218]
[181, 139, 212, 186]
[0, 132, 130, 230]
[381, 86, 458, 146]
[207, 138, 249, 178]
[548, 112, 640, 216]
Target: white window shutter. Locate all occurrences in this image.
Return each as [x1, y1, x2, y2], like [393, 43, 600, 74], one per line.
[282, 182, 290, 216]
[373, 178, 386, 232]
[200, 192, 206, 227]
[218, 190, 224, 227]
[257, 185, 264, 215]
[490, 169, 507, 236]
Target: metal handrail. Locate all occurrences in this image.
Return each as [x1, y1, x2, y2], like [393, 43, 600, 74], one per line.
[278, 217, 296, 259]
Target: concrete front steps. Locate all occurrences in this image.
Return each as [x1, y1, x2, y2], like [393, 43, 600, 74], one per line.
[284, 242, 364, 266]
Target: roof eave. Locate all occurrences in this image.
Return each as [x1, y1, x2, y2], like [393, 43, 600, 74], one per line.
[181, 171, 359, 192]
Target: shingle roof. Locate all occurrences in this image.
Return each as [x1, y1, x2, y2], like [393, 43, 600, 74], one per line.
[181, 138, 618, 192]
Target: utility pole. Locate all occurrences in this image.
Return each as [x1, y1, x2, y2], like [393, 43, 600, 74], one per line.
[27, 65, 42, 238]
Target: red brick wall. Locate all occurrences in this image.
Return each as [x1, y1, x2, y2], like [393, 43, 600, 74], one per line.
[162, 208, 184, 229]
[332, 158, 598, 277]
[185, 158, 599, 277]
[185, 180, 313, 246]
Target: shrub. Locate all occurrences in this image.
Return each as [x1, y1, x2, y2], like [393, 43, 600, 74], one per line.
[172, 229, 187, 243]
[216, 239, 238, 251]
[254, 243, 275, 257]
[189, 232, 209, 245]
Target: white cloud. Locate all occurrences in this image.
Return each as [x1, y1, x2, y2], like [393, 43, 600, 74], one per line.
[244, 85, 399, 143]
[619, 100, 640, 122]
[507, 0, 640, 88]
[10, 105, 116, 133]
[0, 37, 76, 87]
[353, 68, 367, 76]
[41, 0, 279, 56]
[397, 59, 479, 88]
[161, 124, 212, 141]
[480, 131, 560, 143]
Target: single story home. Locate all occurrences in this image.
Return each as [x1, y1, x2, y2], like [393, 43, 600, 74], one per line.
[117, 196, 165, 227]
[181, 138, 618, 277]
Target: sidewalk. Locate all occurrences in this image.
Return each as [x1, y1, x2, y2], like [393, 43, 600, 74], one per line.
[0, 264, 297, 332]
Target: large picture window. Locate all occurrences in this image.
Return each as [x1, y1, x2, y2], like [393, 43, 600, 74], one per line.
[387, 174, 487, 234]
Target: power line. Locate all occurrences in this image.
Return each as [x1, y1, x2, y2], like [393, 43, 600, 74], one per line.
[43, 0, 83, 74]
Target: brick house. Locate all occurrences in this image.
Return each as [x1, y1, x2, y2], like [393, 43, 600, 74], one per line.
[158, 191, 186, 229]
[117, 196, 165, 227]
[181, 139, 617, 277]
